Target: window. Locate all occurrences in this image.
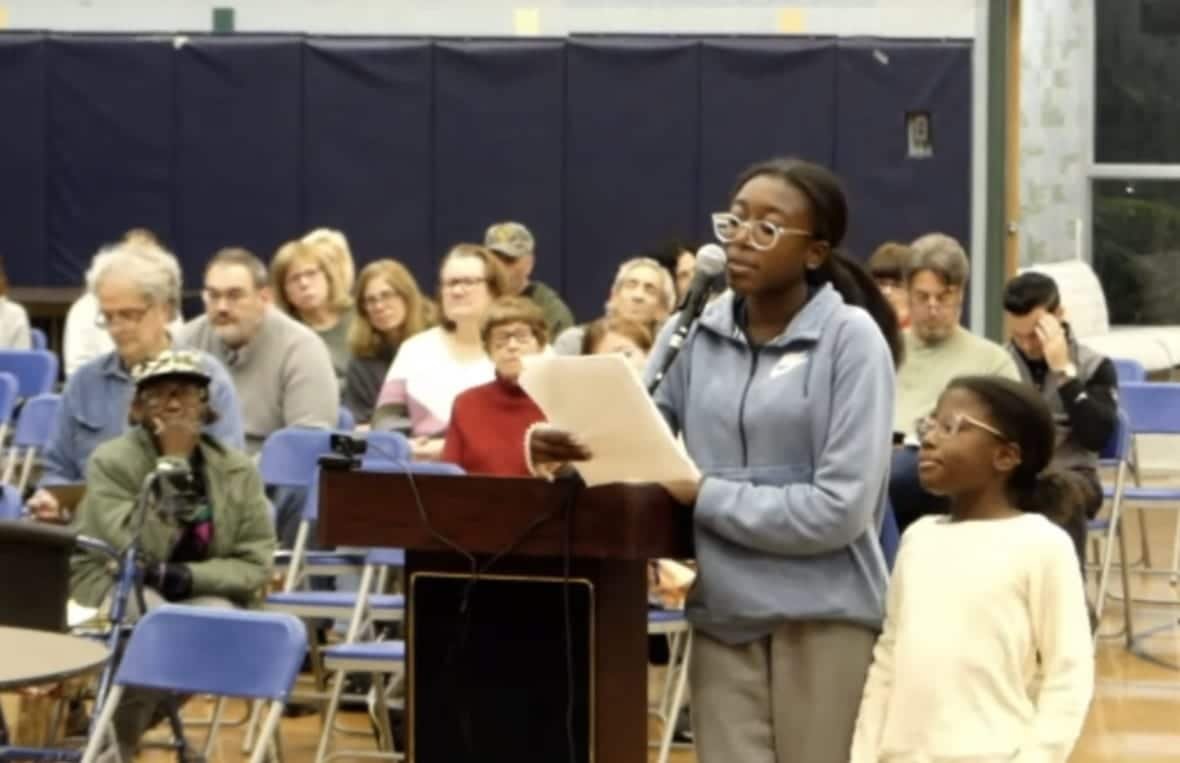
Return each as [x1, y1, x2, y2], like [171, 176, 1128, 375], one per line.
[1092, 178, 1180, 324]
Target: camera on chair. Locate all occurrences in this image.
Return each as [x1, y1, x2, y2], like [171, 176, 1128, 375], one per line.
[319, 433, 367, 471]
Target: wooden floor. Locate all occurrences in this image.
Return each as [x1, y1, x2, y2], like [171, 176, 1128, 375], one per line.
[93, 511, 1180, 760]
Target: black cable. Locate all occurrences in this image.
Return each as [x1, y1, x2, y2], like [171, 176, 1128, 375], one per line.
[559, 476, 581, 763]
[363, 440, 583, 761]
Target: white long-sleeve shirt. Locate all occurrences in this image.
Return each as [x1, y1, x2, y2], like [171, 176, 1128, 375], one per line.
[851, 513, 1093, 763]
[0, 298, 31, 350]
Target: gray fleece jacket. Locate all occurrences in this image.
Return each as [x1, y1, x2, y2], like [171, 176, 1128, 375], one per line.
[648, 284, 895, 644]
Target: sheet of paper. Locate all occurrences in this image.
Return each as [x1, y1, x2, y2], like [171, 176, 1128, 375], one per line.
[68, 600, 100, 628]
[518, 354, 700, 488]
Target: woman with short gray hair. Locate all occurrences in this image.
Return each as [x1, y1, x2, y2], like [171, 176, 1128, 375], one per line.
[27, 240, 246, 522]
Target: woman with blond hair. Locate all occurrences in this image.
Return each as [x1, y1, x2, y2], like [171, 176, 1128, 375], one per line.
[343, 259, 435, 425]
[302, 227, 356, 295]
[270, 240, 354, 383]
[372, 244, 507, 460]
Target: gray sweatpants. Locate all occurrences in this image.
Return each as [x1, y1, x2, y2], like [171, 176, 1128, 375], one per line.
[690, 620, 876, 763]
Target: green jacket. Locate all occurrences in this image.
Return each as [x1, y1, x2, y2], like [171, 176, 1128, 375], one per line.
[523, 280, 575, 339]
[70, 428, 276, 608]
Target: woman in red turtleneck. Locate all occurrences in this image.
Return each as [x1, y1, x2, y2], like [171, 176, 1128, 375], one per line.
[441, 297, 548, 476]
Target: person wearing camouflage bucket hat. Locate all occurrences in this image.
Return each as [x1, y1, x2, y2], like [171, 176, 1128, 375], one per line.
[70, 348, 275, 760]
[484, 221, 575, 338]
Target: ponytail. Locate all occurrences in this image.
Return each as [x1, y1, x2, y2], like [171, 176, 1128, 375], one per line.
[1010, 468, 1087, 528]
[809, 251, 904, 368]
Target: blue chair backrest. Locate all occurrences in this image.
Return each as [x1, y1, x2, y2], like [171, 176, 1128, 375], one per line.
[1117, 382, 1180, 436]
[366, 461, 465, 477]
[0, 350, 57, 398]
[0, 485, 23, 520]
[0, 372, 18, 425]
[115, 605, 307, 700]
[13, 394, 61, 449]
[258, 428, 334, 488]
[29, 328, 47, 352]
[1112, 358, 1147, 384]
[336, 407, 356, 431]
[365, 547, 406, 567]
[1099, 409, 1132, 462]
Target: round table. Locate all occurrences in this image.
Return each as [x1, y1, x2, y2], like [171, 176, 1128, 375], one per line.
[0, 627, 110, 690]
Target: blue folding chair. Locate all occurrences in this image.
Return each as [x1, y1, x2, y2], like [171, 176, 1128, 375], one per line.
[1099, 384, 1180, 639]
[259, 428, 411, 589]
[29, 328, 47, 352]
[0, 350, 58, 398]
[2, 394, 62, 493]
[314, 547, 409, 763]
[0, 485, 22, 520]
[80, 606, 307, 763]
[1089, 410, 1133, 640]
[336, 406, 356, 431]
[1112, 357, 1147, 384]
[647, 608, 692, 763]
[0, 371, 18, 445]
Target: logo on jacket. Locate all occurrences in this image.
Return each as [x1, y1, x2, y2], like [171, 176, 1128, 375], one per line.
[769, 352, 808, 379]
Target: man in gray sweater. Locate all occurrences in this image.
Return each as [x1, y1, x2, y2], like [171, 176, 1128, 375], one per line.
[179, 247, 338, 544]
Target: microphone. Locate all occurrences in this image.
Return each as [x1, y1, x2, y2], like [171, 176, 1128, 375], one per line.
[647, 244, 727, 394]
[153, 456, 198, 516]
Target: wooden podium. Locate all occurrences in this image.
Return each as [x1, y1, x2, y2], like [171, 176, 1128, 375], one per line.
[318, 469, 692, 763]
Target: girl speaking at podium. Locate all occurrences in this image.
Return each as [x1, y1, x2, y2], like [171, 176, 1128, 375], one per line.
[531, 157, 902, 762]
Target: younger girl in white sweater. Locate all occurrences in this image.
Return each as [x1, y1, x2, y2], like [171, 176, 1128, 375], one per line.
[852, 375, 1094, 763]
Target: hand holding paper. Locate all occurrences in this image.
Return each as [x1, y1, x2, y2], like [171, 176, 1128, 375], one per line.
[518, 354, 700, 492]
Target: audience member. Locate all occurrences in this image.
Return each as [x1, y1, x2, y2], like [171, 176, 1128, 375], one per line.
[1004, 271, 1118, 564]
[0, 257, 30, 349]
[890, 234, 1019, 532]
[651, 240, 698, 305]
[484, 221, 574, 338]
[895, 234, 1018, 434]
[343, 259, 434, 426]
[581, 315, 653, 375]
[553, 257, 675, 355]
[852, 376, 1093, 763]
[69, 350, 274, 761]
[62, 228, 182, 376]
[28, 241, 243, 521]
[301, 227, 356, 297]
[372, 244, 507, 460]
[271, 239, 354, 383]
[179, 247, 338, 455]
[441, 297, 547, 475]
[868, 241, 913, 328]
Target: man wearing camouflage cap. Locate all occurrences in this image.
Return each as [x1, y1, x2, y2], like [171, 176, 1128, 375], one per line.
[484, 221, 575, 338]
[70, 349, 274, 759]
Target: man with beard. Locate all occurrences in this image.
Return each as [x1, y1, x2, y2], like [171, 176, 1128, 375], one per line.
[890, 234, 1019, 532]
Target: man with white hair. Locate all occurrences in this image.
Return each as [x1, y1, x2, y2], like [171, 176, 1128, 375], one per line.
[553, 256, 676, 355]
[27, 239, 244, 520]
[61, 228, 183, 377]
